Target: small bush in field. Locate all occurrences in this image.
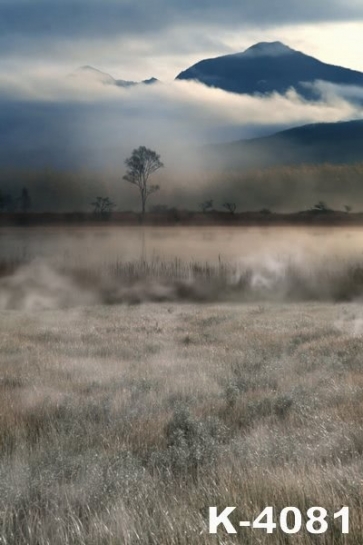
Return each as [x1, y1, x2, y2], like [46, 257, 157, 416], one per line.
[164, 406, 228, 475]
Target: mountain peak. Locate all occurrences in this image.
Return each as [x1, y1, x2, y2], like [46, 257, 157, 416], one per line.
[76, 65, 116, 85]
[176, 40, 363, 99]
[73, 66, 160, 88]
[79, 65, 97, 71]
[142, 77, 158, 85]
[78, 65, 110, 75]
[243, 41, 294, 57]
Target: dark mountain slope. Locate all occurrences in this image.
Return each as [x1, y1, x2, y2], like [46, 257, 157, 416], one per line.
[210, 119, 363, 169]
[176, 42, 363, 99]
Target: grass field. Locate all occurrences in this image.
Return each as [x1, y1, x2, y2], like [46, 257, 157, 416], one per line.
[1, 300, 363, 543]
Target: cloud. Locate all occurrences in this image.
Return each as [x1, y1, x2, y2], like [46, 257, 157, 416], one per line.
[0, 75, 362, 213]
[0, 0, 362, 43]
[0, 72, 361, 174]
[1, 1, 363, 82]
[306, 80, 363, 104]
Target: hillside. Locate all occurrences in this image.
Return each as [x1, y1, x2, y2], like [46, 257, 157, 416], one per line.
[210, 119, 363, 169]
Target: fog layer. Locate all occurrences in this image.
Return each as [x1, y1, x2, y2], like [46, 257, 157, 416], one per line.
[2, 227, 363, 309]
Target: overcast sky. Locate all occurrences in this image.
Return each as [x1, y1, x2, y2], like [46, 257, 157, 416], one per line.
[1, 0, 363, 80]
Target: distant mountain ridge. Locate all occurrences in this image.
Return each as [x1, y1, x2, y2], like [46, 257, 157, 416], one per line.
[75, 43, 363, 100]
[210, 119, 363, 169]
[75, 66, 159, 87]
[176, 41, 363, 99]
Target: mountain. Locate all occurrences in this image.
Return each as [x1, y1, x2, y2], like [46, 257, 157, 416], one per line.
[176, 42, 363, 99]
[75, 66, 159, 87]
[209, 119, 363, 170]
[77, 65, 117, 85]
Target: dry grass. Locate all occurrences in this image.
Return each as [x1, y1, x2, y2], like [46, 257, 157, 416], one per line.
[0, 301, 363, 543]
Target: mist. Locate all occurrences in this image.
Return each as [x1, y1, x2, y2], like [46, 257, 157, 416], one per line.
[2, 226, 363, 310]
[0, 70, 362, 211]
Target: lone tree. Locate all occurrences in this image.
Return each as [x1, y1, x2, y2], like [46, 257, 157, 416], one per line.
[312, 201, 329, 213]
[123, 146, 164, 215]
[199, 199, 214, 213]
[223, 202, 237, 214]
[91, 196, 116, 219]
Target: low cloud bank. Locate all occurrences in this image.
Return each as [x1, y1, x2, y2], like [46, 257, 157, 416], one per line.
[0, 74, 361, 169]
[0, 73, 362, 212]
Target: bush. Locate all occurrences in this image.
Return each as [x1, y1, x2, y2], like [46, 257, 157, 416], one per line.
[163, 406, 228, 476]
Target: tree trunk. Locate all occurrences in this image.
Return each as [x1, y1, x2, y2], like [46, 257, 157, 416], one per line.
[140, 190, 146, 224]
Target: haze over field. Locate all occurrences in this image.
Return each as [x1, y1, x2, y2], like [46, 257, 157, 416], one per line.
[2, 226, 363, 311]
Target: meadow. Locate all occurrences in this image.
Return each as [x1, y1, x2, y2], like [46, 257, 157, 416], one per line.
[1, 226, 363, 543]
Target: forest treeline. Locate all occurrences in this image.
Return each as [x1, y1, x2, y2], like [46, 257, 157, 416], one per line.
[0, 162, 362, 219]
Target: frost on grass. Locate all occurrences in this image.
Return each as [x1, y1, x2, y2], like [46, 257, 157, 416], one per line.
[0, 302, 363, 543]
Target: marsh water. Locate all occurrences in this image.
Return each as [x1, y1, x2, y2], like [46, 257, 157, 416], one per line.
[1, 225, 363, 267]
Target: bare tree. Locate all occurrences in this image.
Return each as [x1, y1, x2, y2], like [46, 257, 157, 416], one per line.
[123, 146, 164, 215]
[312, 201, 329, 212]
[223, 202, 237, 214]
[199, 199, 213, 213]
[91, 196, 116, 219]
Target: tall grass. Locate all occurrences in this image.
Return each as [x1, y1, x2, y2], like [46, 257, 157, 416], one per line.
[0, 302, 363, 543]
